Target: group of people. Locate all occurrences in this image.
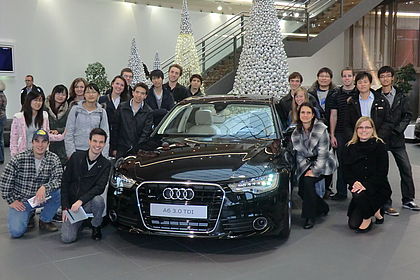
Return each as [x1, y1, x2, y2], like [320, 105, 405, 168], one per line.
[0, 63, 417, 241]
[280, 66, 419, 232]
[0, 64, 204, 242]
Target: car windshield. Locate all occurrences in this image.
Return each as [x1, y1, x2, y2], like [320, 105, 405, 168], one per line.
[157, 103, 278, 140]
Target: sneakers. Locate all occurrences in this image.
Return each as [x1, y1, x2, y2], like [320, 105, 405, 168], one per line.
[91, 226, 102, 241]
[384, 207, 400, 216]
[323, 189, 333, 200]
[39, 220, 58, 232]
[403, 201, 420, 211]
[52, 213, 63, 223]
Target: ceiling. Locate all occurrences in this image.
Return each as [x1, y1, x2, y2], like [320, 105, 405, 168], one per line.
[113, 0, 306, 15]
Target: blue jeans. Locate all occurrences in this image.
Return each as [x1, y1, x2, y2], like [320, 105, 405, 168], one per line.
[0, 116, 5, 162]
[8, 189, 61, 238]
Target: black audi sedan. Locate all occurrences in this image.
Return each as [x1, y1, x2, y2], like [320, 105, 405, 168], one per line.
[107, 95, 292, 239]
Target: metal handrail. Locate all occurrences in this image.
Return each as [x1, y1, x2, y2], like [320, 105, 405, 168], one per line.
[160, 0, 347, 78]
[161, 0, 308, 71]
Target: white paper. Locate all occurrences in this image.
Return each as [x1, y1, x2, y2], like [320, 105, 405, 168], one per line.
[64, 206, 94, 224]
[27, 195, 51, 208]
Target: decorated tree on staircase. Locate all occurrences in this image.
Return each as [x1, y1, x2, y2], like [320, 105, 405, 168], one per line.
[153, 51, 161, 70]
[128, 38, 147, 85]
[174, 0, 201, 86]
[231, 0, 289, 98]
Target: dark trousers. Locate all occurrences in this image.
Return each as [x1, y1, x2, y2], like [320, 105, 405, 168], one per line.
[386, 146, 415, 206]
[348, 192, 380, 229]
[334, 132, 348, 196]
[298, 175, 329, 219]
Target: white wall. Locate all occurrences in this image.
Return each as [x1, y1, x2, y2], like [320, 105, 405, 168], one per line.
[0, 0, 346, 117]
[287, 33, 346, 87]
[0, 0, 233, 116]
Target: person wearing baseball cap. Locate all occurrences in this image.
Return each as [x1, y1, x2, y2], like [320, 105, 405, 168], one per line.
[0, 129, 63, 238]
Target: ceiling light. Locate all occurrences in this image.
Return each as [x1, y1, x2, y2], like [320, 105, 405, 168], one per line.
[294, 12, 299, 17]
[217, 5, 223, 11]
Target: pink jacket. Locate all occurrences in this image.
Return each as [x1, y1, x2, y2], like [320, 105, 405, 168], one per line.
[10, 111, 65, 157]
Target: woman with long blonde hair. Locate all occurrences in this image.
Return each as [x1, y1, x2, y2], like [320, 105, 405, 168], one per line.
[343, 116, 391, 233]
[290, 87, 309, 125]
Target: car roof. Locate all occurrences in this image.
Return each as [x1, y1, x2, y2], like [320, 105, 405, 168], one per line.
[178, 94, 280, 105]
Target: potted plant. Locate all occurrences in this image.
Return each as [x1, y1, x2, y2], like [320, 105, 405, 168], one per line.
[85, 62, 110, 94]
[395, 63, 416, 94]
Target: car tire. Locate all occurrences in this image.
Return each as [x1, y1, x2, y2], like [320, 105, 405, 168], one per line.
[278, 182, 292, 239]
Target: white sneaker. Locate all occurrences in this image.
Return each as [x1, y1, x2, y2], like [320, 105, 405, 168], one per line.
[403, 201, 420, 211]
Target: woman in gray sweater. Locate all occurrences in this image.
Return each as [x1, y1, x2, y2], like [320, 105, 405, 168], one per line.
[64, 83, 109, 158]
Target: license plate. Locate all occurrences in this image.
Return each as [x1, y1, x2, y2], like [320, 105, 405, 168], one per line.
[150, 203, 208, 219]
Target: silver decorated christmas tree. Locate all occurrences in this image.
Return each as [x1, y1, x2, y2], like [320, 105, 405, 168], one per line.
[153, 51, 161, 70]
[128, 38, 147, 85]
[231, 0, 289, 98]
[174, 0, 201, 86]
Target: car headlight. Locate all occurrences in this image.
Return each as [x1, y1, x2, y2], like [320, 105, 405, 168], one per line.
[111, 173, 136, 189]
[228, 173, 279, 194]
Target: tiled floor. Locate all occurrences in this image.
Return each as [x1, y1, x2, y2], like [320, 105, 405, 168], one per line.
[1, 144, 420, 280]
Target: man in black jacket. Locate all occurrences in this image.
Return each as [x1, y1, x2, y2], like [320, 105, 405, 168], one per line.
[112, 82, 154, 158]
[61, 128, 111, 243]
[376, 66, 419, 214]
[329, 67, 358, 200]
[277, 72, 319, 130]
[21, 75, 44, 106]
[345, 71, 393, 143]
[163, 64, 190, 103]
[146, 69, 175, 126]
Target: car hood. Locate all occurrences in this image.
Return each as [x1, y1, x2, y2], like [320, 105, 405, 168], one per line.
[117, 138, 280, 183]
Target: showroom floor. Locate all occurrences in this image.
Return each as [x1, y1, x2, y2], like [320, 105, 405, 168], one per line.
[1, 144, 420, 280]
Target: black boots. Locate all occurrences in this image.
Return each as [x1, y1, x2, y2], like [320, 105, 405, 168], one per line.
[303, 218, 315, 229]
[92, 226, 102, 241]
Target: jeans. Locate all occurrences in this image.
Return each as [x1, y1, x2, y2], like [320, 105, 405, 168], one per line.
[0, 116, 5, 162]
[61, 195, 105, 243]
[8, 189, 61, 238]
[385, 147, 415, 206]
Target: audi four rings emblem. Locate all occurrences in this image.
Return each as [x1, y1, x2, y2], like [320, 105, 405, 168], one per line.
[163, 187, 195, 200]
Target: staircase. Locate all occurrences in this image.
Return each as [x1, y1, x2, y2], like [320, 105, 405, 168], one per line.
[202, 46, 241, 89]
[160, 0, 385, 93]
[292, 0, 362, 38]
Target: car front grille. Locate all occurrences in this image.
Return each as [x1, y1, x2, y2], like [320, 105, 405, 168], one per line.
[136, 182, 225, 234]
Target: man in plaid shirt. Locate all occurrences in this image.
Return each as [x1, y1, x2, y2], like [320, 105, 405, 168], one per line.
[1, 129, 63, 238]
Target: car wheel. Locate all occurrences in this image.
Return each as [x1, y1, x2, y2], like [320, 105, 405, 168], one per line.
[278, 182, 291, 239]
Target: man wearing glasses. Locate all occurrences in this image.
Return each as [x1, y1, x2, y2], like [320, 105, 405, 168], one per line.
[375, 66, 420, 214]
[345, 71, 393, 143]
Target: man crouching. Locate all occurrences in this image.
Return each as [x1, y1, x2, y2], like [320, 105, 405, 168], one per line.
[1, 129, 62, 238]
[61, 128, 111, 243]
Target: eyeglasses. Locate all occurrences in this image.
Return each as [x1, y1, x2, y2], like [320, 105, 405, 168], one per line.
[379, 74, 393, 78]
[357, 126, 373, 130]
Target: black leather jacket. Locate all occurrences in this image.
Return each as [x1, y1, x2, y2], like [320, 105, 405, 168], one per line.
[375, 87, 412, 148]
